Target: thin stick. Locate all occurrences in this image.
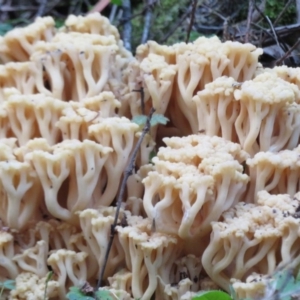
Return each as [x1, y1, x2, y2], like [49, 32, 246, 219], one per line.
[132, 87, 145, 115]
[161, 7, 191, 43]
[141, 0, 154, 44]
[273, 0, 294, 27]
[185, 0, 197, 43]
[118, 1, 157, 26]
[109, 4, 118, 23]
[199, 3, 227, 21]
[276, 39, 300, 66]
[95, 108, 155, 292]
[36, 0, 47, 17]
[245, 0, 254, 43]
[265, 16, 282, 53]
[122, 0, 132, 52]
[0, 5, 37, 12]
[222, 18, 229, 41]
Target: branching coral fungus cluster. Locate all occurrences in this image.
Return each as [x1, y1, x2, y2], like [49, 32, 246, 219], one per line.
[1, 12, 300, 300]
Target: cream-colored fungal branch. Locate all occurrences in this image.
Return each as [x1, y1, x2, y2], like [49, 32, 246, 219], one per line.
[62, 13, 120, 44]
[13, 139, 51, 163]
[234, 73, 298, 155]
[0, 160, 42, 230]
[223, 40, 263, 81]
[56, 106, 99, 141]
[82, 92, 121, 118]
[116, 218, 180, 300]
[61, 139, 112, 212]
[193, 76, 238, 140]
[48, 220, 78, 251]
[246, 147, 300, 202]
[170, 255, 202, 292]
[0, 37, 11, 64]
[13, 240, 48, 278]
[47, 249, 88, 299]
[260, 65, 300, 94]
[69, 232, 99, 280]
[0, 17, 55, 62]
[202, 191, 300, 291]
[56, 94, 121, 141]
[89, 117, 139, 206]
[161, 278, 195, 300]
[0, 232, 19, 280]
[108, 269, 132, 294]
[0, 62, 37, 102]
[143, 134, 249, 239]
[136, 40, 176, 64]
[10, 272, 59, 299]
[78, 207, 126, 279]
[31, 33, 119, 101]
[3, 93, 40, 145]
[139, 54, 177, 115]
[26, 139, 112, 222]
[26, 144, 72, 221]
[3, 89, 67, 146]
[231, 273, 267, 300]
[174, 50, 209, 133]
[31, 94, 68, 145]
[0, 139, 17, 161]
[134, 36, 262, 135]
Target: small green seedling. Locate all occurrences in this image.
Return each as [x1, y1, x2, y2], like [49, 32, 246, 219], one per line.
[44, 271, 53, 300]
[192, 290, 232, 300]
[66, 286, 113, 300]
[0, 279, 15, 298]
[111, 0, 122, 5]
[261, 267, 300, 300]
[132, 113, 169, 128]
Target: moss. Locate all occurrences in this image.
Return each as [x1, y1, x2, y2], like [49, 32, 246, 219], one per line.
[265, 0, 296, 25]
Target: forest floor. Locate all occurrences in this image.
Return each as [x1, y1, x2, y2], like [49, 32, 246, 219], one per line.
[0, 0, 300, 67]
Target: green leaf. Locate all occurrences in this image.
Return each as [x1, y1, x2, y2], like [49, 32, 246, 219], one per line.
[44, 271, 53, 300]
[269, 267, 300, 300]
[132, 115, 148, 126]
[192, 290, 232, 300]
[95, 289, 113, 299]
[0, 280, 15, 290]
[111, 0, 122, 5]
[296, 267, 300, 282]
[55, 19, 65, 28]
[149, 149, 157, 163]
[150, 114, 169, 126]
[0, 23, 13, 36]
[66, 286, 95, 300]
[132, 114, 169, 128]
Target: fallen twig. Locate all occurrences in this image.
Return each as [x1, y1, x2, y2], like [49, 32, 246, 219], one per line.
[118, 1, 157, 26]
[161, 5, 192, 43]
[109, 4, 118, 22]
[273, 0, 294, 27]
[245, 0, 254, 43]
[132, 87, 145, 115]
[199, 3, 227, 22]
[141, 0, 155, 44]
[265, 16, 285, 54]
[95, 107, 155, 292]
[185, 0, 197, 43]
[35, 0, 48, 17]
[276, 38, 300, 66]
[0, 5, 37, 12]
[121, 0, 132, 52]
